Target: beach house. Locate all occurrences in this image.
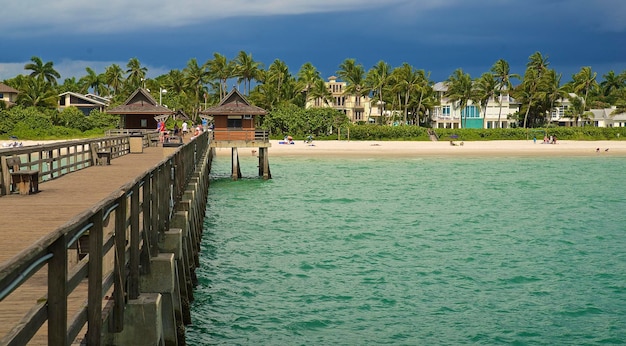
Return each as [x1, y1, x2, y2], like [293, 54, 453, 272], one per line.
[306, 76, 376, 123]
[0, 83, 19, 108]
[58, 91, 109, 115]
[430, 82, 521, 129]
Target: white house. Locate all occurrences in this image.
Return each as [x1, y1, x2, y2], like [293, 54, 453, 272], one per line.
[430, 82, 521, 129]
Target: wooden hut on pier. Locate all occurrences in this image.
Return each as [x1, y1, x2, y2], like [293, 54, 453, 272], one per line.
[201, 88, 271, 180]
[107, 88, 174, 130]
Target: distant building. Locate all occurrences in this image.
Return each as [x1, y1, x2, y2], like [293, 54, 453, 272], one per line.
[589, 107, 626, 127]
[0, 83, 19, 108]
[430, 82, 521, 129]
[306, 76, 376, 123]
[58, 92, 109, 115]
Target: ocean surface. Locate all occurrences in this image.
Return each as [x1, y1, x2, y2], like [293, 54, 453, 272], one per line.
[187, 154, 626, 345]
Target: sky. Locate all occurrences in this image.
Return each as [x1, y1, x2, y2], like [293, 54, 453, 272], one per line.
[2, 0, 626, 85]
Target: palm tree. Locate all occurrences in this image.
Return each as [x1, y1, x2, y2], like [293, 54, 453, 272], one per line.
[473, 72, 498, 128]
[104, 64, 125, 96]
[125, 58, 148, 90]
[183, 58, 210, 118]
[571, 66, 598, 109]
[266, 59, 291, 104]
[519, 52, 549, 128]
[391, 63, 422, 125]
[611, 88, 626, 115]
[297, 62, 322, 106]
[233, 51, 261, 96]
[490, 59, 519, 128]
[17, 77, 58, 108]
[366, 60, 392, 124]
[59, 77, 81, 93]
[337, 58, 368, 114]
[527, 51, 550, 78]
[207, 53, 234, 99]
[564, 95, 590, 126]
[445, 68, 474, 128]
[24, 56, 61, 85]
[600, 70, 624, 97]
[79, 67, 107, 95]
[308, 79, 333, 106]
[539, 69, 568, 125]
[519, 67, 540, 128]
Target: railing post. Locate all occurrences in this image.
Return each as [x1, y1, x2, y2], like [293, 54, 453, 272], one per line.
[48, 234, 68, 346]
[87, 211, 104, 346]
[112, 194, 127, 332]
[142, 175, 153, 274]
[129, 185, 140, 299]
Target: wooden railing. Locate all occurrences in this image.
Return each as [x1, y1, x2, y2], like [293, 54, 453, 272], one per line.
[105, 129, 160, 147]
[210, 129, 270, 142]
[0, 131, 210, 345]
[0, 136, 130, 196]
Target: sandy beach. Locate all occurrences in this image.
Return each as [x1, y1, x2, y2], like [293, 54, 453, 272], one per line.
[4, 139, 625, 158]
[214, 139, 626, 158]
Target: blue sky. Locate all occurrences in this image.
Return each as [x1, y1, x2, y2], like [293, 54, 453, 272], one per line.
[1, 0, 626, 84]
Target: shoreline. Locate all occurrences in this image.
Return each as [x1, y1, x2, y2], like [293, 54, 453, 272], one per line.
[4, 139, 625, 158]
[215, 140, 626, 158]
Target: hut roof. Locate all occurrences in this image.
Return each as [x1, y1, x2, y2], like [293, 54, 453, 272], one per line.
[201, 88, 266, 116]
[107, 88, 173, 115]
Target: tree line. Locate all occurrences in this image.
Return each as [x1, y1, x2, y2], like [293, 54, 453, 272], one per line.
[2, 51, 626, 137]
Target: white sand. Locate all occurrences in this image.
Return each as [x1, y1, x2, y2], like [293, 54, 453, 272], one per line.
[215, 140, 626, 158]
[4, 139, 625, 157]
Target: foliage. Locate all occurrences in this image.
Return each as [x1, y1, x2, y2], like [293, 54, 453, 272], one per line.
[262, 104, 349, 137]
[0, 106, 118, 140]
[331, 125, 625, 141]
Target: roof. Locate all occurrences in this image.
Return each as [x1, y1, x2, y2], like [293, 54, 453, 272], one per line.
[0, 83, 19, 94]
[107, 88, 173, 115]
[85, 93, 111, 105]
[589, 108, 626, 121]
[201, 88, 267, 116]
[59, 92, 108, 106]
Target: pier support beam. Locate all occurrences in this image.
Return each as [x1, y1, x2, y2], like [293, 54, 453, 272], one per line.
[258, 147, 271, 180]
[231, 147, 241, 180]
[139, 254, 179, 346]
[104, 293, 164, 346]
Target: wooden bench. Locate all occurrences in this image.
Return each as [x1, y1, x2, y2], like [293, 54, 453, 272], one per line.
[96, 150, 112, 165]
[6, 156, 39, 195]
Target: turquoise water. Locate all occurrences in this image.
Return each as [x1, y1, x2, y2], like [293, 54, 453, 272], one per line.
[187, 155, 626, 345]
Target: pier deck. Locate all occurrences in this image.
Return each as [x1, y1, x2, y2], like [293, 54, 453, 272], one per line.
[0, 146, 167, 345]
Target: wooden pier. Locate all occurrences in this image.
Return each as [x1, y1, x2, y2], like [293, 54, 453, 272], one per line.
[0, 133, 211, 345]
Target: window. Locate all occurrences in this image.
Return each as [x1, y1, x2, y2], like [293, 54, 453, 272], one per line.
[0, 93, 4, 99]
[462, 105, 480, 118]
[442, 105, 451, 116]
[227, 118, 242, 128]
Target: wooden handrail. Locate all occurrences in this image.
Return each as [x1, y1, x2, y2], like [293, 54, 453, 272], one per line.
[0, 131, 210, 345]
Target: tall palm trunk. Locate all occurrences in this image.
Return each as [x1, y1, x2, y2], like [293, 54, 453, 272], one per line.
[523, 95, 533, 128]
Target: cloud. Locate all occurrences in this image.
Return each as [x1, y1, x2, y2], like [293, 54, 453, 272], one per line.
[0, 59, 170, 82]
[4, 0, 388, 36]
